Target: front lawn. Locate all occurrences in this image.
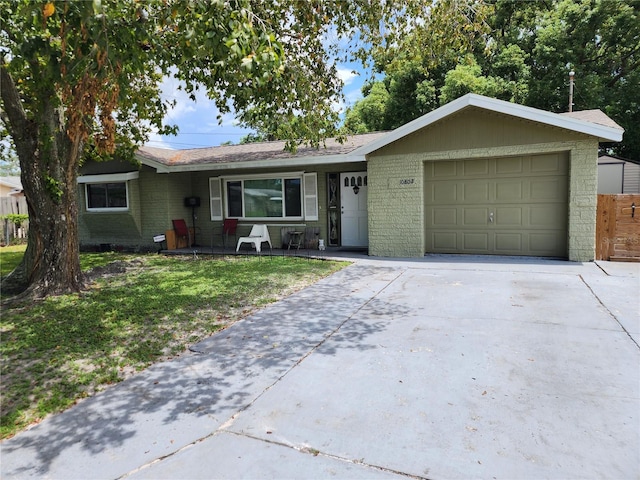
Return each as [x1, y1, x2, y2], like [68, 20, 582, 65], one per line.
[0, 244, 27, 278]
[0, 250, 347, 439]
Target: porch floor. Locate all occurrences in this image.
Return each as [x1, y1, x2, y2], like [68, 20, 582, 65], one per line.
[158, 245, 369, 261]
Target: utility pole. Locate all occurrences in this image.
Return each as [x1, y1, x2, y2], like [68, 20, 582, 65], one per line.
[568, 70, 575, 112]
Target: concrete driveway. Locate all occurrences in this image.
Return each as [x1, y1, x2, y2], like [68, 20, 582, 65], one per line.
[1, 256, 638, 479]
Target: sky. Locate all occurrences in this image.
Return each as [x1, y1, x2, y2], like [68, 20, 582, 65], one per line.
[145, 62, 367, 150]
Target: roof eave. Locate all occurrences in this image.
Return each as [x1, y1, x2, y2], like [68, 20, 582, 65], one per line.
[136, 153, 366, 173]
[135, 155, 171, 173]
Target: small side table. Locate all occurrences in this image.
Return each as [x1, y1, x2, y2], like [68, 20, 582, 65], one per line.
[288, 231, 304, 250]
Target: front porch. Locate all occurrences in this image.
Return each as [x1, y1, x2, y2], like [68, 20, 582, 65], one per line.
[159, 245, 369, 261]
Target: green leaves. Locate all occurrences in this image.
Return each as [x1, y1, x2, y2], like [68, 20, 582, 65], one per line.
[1, 214, 29, 228]
[0, 0, 433, 296]
[43, 174, 63, 203]
[346, 0, 638, 158]
[2, 0, 428, 156]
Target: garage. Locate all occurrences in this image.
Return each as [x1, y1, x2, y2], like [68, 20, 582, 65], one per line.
[424, 153, 569, 257]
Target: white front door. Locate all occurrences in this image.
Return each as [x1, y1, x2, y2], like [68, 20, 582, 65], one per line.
[340, 172, 368, 247]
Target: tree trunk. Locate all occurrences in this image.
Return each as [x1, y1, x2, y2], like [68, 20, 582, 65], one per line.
[1, 66, 83, 299]
[7, 153, 84, 298]
[3, 183, 83, 299]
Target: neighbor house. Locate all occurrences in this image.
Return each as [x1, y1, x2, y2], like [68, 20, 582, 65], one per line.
[77, 93, 623, 261]
[0, 177, 23, 198]
[597, 155, 640, 194]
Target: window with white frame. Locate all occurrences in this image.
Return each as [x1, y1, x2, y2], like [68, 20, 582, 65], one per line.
[209, 173, 317, 221]
[78, 172, 138, 212]
[86, 183, 128, 210]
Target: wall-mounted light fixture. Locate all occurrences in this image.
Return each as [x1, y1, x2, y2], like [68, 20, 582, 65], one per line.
[353, 185, 360, 195]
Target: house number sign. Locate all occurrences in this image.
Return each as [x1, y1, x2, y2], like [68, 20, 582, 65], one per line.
[399, 178, 415, 185]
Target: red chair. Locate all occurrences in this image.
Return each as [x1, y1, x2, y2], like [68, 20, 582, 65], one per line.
[172, 219, 192, 248]
[222, 219, 238, 248]
[213, 218, 238, 250]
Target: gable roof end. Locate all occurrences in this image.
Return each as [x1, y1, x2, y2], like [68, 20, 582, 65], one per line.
[355, 93, 624, 157]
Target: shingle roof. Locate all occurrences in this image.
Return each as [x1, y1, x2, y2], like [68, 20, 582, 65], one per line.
[560, 110, 624, 131]
[137, 132, 387, 168]
[137, 94, 624, 172]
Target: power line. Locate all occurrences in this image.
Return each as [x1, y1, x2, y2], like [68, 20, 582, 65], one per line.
[163, 131, 249, 136]
[145, 139, 236, 148]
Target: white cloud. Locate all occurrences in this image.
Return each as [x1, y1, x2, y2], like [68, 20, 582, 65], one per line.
[159, 75, 210, 123]
[145, 55, 371, 148]
[206, 110, 241, 129]
[337, 67, 358, 87]
[145, 130, 176, 150]
[332, 62, 366, 114]
[344, 87, 364, 107]
[145, 75, 251, 148]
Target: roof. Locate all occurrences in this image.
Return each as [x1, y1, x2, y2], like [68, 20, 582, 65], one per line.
[0, 176, 22, 189]
[0, 176, 23, 196]
[560, 110, 624, 130]
[138, 132, 387, 173]
[137, 93, 624, 173]
[598, 154, 640, 166]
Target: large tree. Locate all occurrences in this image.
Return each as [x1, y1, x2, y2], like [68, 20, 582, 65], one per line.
[342, 0, 492, 132]
[523, 0, 640, 158]
[344, 0, 640, 158]
[1, 0, 434, 298]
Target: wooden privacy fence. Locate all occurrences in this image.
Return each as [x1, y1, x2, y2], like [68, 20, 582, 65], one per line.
[0, 196, 29, 245]
[596, 194, 640, 261]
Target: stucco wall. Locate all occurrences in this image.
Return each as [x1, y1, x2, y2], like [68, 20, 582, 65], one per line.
[386, 107, 586, 155]
[367, 153, 424, 257]
[78, 165, 193, 250]
[139, 168, 193, 242]
[78, 160, 367, 251]
[78, 175, 143, 246]
[367, 109, 600, 261]
[567, 139, 599, 261]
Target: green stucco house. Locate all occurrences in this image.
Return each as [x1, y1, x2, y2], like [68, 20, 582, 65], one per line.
[78, 94, 623, 261]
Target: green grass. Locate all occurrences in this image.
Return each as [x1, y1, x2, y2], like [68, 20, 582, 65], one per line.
[0, 244, 27, 277]
[0, 245, 136, 279]
[0, 249, 347, 439]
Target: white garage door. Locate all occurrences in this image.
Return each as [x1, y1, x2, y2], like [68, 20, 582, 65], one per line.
[424, 153, 569, 257]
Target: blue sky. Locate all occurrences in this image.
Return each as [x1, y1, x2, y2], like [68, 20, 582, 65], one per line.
[145, 63, 366, 150]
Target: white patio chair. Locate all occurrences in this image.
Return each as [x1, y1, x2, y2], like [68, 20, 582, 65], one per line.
[236, 224, 272, 253]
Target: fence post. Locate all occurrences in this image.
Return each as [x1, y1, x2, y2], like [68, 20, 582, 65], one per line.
[3, 218, 10, 246]
[596, 195, 614, 260]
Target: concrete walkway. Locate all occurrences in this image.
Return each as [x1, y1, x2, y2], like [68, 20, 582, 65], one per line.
[1, 256, 638, 479]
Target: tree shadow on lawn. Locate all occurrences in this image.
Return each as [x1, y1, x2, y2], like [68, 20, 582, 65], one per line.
[2, 256, 340, 434]
[1, 264, 411, 478]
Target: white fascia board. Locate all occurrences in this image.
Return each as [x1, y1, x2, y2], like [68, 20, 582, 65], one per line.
[138, 153, 366, 173]
[355, 93, 623, 157]
[77, 171, 139, 183]
[465, 94, 624, 141]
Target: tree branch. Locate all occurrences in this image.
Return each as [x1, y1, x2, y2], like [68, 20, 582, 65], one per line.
[0, 63, 28, 140]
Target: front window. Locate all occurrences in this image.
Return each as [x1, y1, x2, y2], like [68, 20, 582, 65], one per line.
[86, 182, 128, 210]
[225, 176, 302, 219]
[227, 181, 243, 217]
